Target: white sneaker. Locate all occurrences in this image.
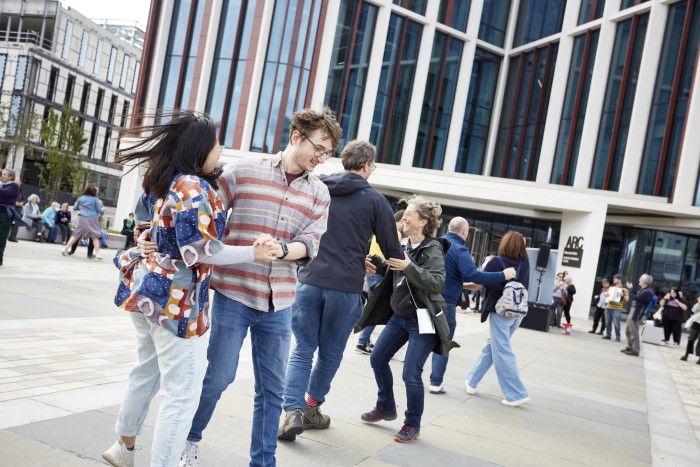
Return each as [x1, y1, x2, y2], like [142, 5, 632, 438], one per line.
[180, 441, 200, 467]
[102, 440, 135, 467]
[429, 384, 446, 394]
[465, 382, 476, 395]
[672, 343, 680, 349]
[501, 396, 530, 407]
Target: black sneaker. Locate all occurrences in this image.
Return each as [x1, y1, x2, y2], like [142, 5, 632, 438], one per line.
[302, 405, 330, 430]
[355, 343, 372, 354]
[278, 409, 304, 441]
[602, 335, 611, 340]
[394, 424, 420, 443]
[680, 355, 688, 361]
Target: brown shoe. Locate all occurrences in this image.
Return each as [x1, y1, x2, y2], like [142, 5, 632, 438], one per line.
[624, 350, 639, 356]
[302, 405, 330, 430]
[620, 347, 631, 353]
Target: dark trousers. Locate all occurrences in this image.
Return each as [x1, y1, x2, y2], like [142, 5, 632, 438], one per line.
[563, 303, 572, 324]
[592, 307, 606, 332]
[57, 223, 71, 243]
[662, 318, 682, 345]
[123, 230, 135, 249]
[0, 212, 11, 263]
[685, 325, 700, 357]
[70, 238, 96, 257]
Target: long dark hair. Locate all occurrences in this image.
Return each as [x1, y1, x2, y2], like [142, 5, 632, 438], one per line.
[116, 111, 222, 199]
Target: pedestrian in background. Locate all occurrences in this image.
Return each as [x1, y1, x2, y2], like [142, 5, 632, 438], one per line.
[590, 278, 609, 334]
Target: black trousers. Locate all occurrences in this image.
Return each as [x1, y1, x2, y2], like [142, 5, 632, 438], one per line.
[592, 307, 606, 331]
[663, 318, 683, 344]
[563, 303, 572, 324]
[685, 325, 700, 357]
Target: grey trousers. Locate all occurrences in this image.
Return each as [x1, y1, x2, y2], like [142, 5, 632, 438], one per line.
[625, 314, 640, 354]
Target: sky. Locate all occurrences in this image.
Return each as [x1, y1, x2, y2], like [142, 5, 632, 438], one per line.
[61, 0, 151, 26]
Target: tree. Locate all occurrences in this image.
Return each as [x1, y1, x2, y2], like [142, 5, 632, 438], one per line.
[39, 106, 88, 202]
[0, 100, 43, 169]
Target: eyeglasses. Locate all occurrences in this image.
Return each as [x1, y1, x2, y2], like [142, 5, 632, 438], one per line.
[303, 135, 334, 161]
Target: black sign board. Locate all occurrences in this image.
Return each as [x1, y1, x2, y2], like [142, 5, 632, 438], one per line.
[562, 236, 583, 268]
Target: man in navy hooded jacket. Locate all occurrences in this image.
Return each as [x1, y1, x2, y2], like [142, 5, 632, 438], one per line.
[279, 140, 404, 441]
[429, 217, 516, 394]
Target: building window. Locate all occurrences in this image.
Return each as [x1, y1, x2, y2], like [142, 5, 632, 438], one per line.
[132, 61, 140, 94]
[590, 13, 649, 191]
[438, 0, 470, 32]
[479, 0, 511, 47]
[79, 30, 89, 68]
[119, 55, 131, 89]
[94, 40, 104, 76]
[62, 21, 73, 61]
[639, 0, 700, 198]
[621, 0, 650, 10]
[456, 48, 501, 175]
[0, 54, 6, 90]
[13, 56, 28, 92]
[551, 29, 599, 186]
[102, 128, 112, 161]
[413, 32, 463, 170]
[65, 74, 75, 107]
[107, 46, 118, 83]
[370, 14, 422, 165]
[492, 43, 559, 181]
[88, 122, 98, 158]
[251, 0, 323, 153]
[46, 67, 58, 101]
[513, 0, 566, 47]
[325, 0, 378, 148]
[108, 95, 118, 124]
[205, 0, 260, 146]
[7, 56, 28, 136]
[80, 82, 91, 114]
[579, 0, 605, 25]
[95, 88, 105, 119]
[120, 101, 131, 127]
[158, 0, 205, 113]
[392, 0, 427, 15]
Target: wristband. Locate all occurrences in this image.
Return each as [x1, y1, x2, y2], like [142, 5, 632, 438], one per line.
[278, 242, 289, 259]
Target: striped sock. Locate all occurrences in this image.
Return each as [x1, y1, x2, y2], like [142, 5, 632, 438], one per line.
[306, 394, 320, 408]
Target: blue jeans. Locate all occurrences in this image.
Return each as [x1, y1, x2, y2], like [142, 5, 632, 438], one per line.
[187, 292, 292, 467]
[283, 283, 363, 410]
[604, 308, 621, 338]
[42, 222, 58, 243]
[358, 274, 383, 345]
[429, 303, 456, 386]
[466, 312, 528, 402]
[369, 314, 438, 428]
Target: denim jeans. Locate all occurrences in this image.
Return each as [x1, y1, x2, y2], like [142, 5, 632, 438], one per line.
[42, 222, 58, 243]
[466, 312, 528, 402]
[358, 274, 383, 345]
[604, 308, 621, 338]
[370, 314, 438, 428]
[187, 292, 292, 467]
[429, 303, 456, 386]
[283, 283, 363, 410]
[116, 312, 209, 467]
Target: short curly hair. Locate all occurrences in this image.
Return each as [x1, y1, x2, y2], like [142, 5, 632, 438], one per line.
[400, 195, 442, 237]
[289, 107, 342, 149]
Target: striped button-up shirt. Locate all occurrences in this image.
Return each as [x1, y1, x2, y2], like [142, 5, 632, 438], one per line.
[211, 153, 330, 312]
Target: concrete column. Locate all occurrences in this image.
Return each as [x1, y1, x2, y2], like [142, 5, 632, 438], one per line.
[309, 0, 340, 110]
[399, 2, 437, 168]
[143, 0, 175, 119]
[356, 2, 391, 141]
[573, 0, 621, 188]
[113, 145, 144, 230]
[555, 205, 608, 320]
[193, 0, 224, 112]
[535, 0, 581, 184]
[618, 1, 668, 194]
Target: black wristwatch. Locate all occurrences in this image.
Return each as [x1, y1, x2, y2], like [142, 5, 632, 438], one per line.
[278, 242, 289, 259]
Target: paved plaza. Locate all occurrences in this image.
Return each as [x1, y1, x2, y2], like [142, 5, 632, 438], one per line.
[1, 240, 699, 466]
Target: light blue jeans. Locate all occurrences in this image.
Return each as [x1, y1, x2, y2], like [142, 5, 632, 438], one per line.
[466, 312, 528, 402]
[187, 292, 291, 467]
[283, 283, 363, 410]
[115, 312, 209, 467]
[429, 303, 457, 386]
[604, 308, 621, 338]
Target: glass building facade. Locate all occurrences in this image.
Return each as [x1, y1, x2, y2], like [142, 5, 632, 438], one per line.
[138, 0, 700, 301]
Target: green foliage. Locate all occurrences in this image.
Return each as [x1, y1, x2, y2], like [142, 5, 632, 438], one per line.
[39, 106, 88, 201]
[0, 101, 43, 167]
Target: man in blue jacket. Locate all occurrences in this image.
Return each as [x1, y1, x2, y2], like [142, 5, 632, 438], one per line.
[429, 217, 516, 394]
[279, 140, 404, 441]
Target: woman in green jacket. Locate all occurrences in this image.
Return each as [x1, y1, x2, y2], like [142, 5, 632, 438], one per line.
[356, 195, 458, 444]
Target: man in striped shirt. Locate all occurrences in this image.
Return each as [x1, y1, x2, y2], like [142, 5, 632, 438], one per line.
[181, 109, 342, 467]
